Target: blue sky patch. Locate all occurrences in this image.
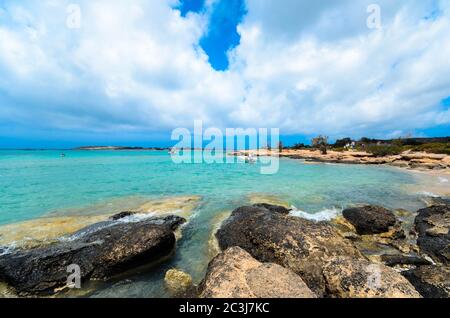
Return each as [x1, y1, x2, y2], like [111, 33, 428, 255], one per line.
[178, 0, 246, 71]
[177, 0, 205, 17]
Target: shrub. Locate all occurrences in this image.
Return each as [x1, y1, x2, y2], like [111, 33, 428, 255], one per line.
[411, 143, 450, 155]
[366, 144, 403, 157]
[312, 136, 329, 155]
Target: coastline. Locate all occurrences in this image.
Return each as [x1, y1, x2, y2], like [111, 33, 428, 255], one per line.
[231, 149, 450, 173]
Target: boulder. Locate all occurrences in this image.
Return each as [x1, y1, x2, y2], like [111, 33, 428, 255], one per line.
[415, 205, 450, 264]
[0, 215, 185, 295]
[164, 269, 194, 296]
[216, 204, 363, 296]
[323, 257, 421, 298]
[342, 205, 397, 235]
[199, 247, 316, 298]
[402, 265, 450, 298]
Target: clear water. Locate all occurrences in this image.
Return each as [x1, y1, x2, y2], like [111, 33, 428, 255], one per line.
[0, 150, 433, 297]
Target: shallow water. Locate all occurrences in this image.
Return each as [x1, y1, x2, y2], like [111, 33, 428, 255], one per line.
[0, 150, 444, 297]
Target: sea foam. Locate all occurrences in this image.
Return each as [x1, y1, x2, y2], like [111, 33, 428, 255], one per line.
[289, 206, 342, 221]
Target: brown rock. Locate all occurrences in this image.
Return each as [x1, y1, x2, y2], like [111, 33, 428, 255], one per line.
[415, 205, 450, 265]
[323, 257, 421, 298]
[199, 247, 316, 298]
[216, 204, 363, 296]
[402, 265, 450, 298]
[343, 205, 397, 235]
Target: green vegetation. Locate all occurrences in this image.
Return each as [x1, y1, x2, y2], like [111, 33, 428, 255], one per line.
[312, 136, 329, 155]
[409, 143, 450, 155]
[289, 136, 449, 155]
[365, 144, 403, 157]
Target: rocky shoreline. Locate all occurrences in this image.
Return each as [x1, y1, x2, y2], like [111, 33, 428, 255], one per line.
[232, 149, 450, 172]
[0, 196, 449, 298]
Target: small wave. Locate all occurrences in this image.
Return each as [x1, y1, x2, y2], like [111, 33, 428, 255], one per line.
[416, 191, 440, 198]
[115, 212, 156, 224]
[438, 177, 449, 183]
[289, 206, 342, 221]
[0, 245, 15, 256]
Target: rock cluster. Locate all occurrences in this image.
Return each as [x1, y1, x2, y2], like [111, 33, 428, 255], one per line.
[199, 247, 316, 298]
[212, 203, 422, 298]
[0, 215, 185, 296]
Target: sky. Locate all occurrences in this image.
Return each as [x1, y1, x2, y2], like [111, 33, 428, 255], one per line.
[0, 0, 449, 148]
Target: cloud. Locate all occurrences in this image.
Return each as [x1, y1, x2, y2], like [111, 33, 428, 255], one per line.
[0, 0, 449, 144]
[0, 0, 243, 135]
[228, 0, 450, 138]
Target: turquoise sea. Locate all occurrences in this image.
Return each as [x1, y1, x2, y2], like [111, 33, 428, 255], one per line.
[0, 150, 442, 297]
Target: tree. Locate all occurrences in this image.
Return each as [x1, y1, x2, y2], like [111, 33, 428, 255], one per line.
[334, 138, 352, 148]
[312, 136, 329, 155]
[278, 141, 284, 152]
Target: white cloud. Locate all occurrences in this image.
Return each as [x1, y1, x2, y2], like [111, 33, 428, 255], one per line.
[0, 0, 244, 135]
[0, 0, 449, 142]
[228, 0, 450, 137]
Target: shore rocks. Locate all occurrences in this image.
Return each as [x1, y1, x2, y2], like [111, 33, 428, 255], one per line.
[323, 257, 421, 298]
[164, 269, 194, 297]
[199, 247, 316, 298]
[415, 205, 450, 265]
[216, 204, 364, 296]
[402, 266, 450, 298]
[343, 206, 397, 235]
[0, 215, 185, 295]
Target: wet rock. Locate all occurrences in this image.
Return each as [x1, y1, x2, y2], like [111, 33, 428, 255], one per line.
[415, 205, 450, 265]
[252, 203, 291, 214]
[380, 254, 432, 267]
[0, 215, 185, 295]
[422, 196, 450, 207]
[216, 204, 363, 296]
[402, 266, 450, 298]
[199, 247, 316, 298]
[164, 269, 193, 297]
[342, 205, 397, 235]
[323, 257, 421, 298]
[110, 211, 136, 221]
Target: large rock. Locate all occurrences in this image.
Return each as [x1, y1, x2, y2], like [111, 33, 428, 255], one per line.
[343, 206, 397, 235]
[402, 265, 450, 298]
[216, 204, 363, 296]
[323, 257, 421, 298]
[0, 215, 185, 295]
[415, 205, 450, 265]
[199, 247, 316, 298]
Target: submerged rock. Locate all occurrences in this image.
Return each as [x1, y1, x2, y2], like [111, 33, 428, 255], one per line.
[252, 203, 291, 214]
[0, 215, 109, 250]
[421, 196, 450, 207]
[247, 194, 291, 209]
[0, 195, 201, 251]
[402, 265, 450, 298]
[415, 205, 450, 265]
[0, 215, 185, 295]
[216, 204, 363, 296]
[342, 205, 397, 235]
[323, 257, 421, 298]
[164, 269, 194, 297]
[199, 247, 316, 298]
